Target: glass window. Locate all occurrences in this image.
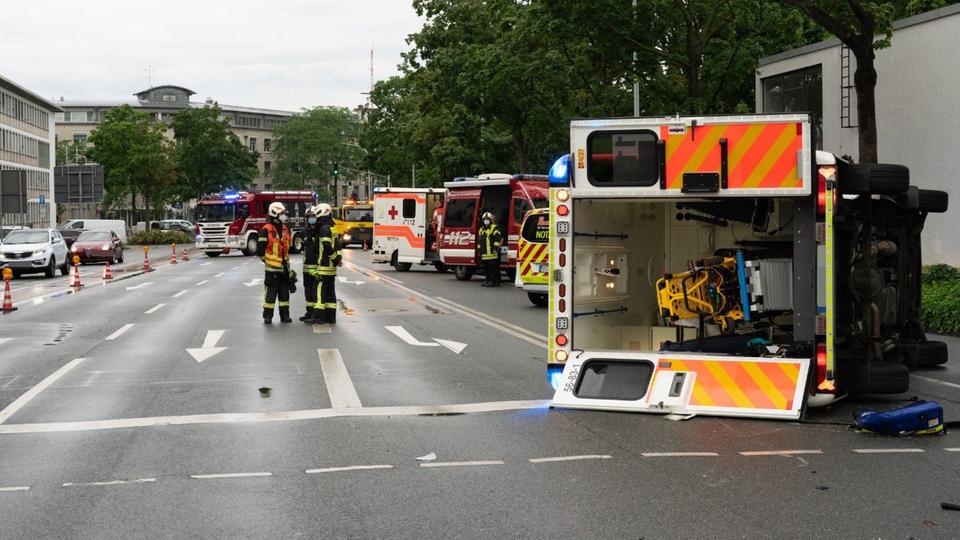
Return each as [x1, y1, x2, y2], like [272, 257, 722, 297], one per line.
[762, 65, 823, 148]
[264, 138, 272, 152]
[249, 137, 257, 151]
[575, 360, 654, 400]
[3, 230, 50, 244]
[264, 161, 271, 175]
[520, 212, 549, 243]
[444, 199, 476, 228]
[344, 208, 372, 222]
[195, 204, 236, 222]
[587, 130, 659, 187]
[513, 198, 531, 225]
[402, 198, 416, 219]
[77, 231, 111, 242]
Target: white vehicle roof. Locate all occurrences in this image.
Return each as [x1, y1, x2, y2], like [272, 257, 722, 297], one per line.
[374, 188, 446, 194]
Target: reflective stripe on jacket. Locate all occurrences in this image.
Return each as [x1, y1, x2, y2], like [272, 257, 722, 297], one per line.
[479, 224, 502, 261]
[318, 223, 337, 276]
[259, 223, 291, 271]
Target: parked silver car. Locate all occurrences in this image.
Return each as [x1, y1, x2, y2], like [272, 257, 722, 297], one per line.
[0, 229, 70, 278]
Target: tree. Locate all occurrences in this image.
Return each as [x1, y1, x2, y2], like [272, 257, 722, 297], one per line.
[171, 105, 259, 201]
[781, 0, 953, 163]
[86, 105, 176, 223]
[271, 107, 363, 200]
[56, 139, 89, 166]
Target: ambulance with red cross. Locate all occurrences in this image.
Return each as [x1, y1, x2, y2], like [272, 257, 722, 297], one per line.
[371, 187, 447, 272]
[546, 114, 948, 420]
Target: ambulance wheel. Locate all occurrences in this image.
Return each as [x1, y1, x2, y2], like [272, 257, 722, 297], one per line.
[433, 262, 448, 273]
[243, 235, 259, 256]
[527, 292, 548, 307]
[454, 266, 474, 281]
[838, 163, 909, 195]
[918, 189, 948, 213]
[839, 361, 909, 394]
[205, 251, 221, 258]
[394, 261, 412, 272]
[901, 341, 948, 369]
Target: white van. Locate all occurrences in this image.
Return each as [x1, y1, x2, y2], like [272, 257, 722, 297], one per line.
[60, 219, 128, 243]
[371, 187, 447, 272]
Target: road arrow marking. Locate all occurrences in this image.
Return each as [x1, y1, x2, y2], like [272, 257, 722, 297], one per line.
[125, 282, 154, 291]
[244, 278, 263, 287]
[434, 338, 467, 354]
[385, 326, 439, 347]
[0, 338, 12, 346]
[337, 277, 366, 285]
[187, 330, 227, 362]
[318, 349, 361, 408]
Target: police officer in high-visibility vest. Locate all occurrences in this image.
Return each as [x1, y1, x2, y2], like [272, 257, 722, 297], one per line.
[258, 202, 293, 323]
[313, 203, 342, 324]
[299, 205, 321, 323]
[478, 211, 502, 287]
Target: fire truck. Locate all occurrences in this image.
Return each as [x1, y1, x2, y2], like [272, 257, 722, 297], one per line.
[547, 114, 948, 420]
[194, 190, 317, 257]
[371, 187, 447, 271]
[439, 174, 549, 281]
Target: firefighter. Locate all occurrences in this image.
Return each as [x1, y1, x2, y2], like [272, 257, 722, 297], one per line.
[258, 202, 293, 323]
[299, 205, 321, 323]
[312, 203, 342, 324]
[478, 211, 502, 287]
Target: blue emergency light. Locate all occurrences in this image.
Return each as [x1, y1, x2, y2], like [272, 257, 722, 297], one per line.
[547, 364, 565, 390]
[223, 191, 241, 200]
[549, 154, 571, 187]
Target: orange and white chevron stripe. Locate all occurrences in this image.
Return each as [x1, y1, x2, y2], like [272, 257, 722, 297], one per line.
[655, 358, 803, 412]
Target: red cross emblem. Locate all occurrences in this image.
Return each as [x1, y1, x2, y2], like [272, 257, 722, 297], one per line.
[388, 206, 398, 220]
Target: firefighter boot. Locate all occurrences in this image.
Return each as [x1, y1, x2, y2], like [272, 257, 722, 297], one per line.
[262, 308, 273, 324]
[305, 307, 326, 325]
[279, 306, 293, 323]
[299, 307, 314, 322]
[325, 308, 337, 325]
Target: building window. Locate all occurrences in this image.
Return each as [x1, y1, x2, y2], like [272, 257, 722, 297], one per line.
[264, 183, 272, 190]
[249, 137, 257, 151]
[762, 65, 823, 148]
[264, 138, 271, 153]
[70, 111, 91, 122]
[264, 161, 271, 175]
[162, 94, 177, 102]
[73, 133, 87, 144]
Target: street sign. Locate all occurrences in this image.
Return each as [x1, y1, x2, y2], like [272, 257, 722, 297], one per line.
[39, 195, 45, 205]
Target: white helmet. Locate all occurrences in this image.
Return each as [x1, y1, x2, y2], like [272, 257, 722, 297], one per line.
[481, 211, 495, 222]
[316, 203, 333, 217]
[268, 202, 287, 218]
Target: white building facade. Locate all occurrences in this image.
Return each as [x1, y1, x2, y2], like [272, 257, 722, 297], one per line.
[756, 5, 960, 264]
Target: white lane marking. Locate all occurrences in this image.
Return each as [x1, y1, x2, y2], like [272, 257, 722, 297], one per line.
[318, 349, 362, 408]
[313, 324, 332, 334]
[945, 448, 960, 452]
[0, 486, 30, 492]
[0, 358, 86, 424]
[344, 261, 546, 349]
[195, 280, 209, 286]
[305, 465, 393, 474]
[642, 452, 719, 457]
[911, 374, 960, 390]
[172, 290, 188, 298]
[214, 272, 225, 278]
[144, 303, 166, 314]
[190, 472, 272, 479]
[186, 330, 227, 363]
[200, 262, 212, 267]
[385, 326, 439, 347]
[853, 448, 925, 454]
[0, 399, 550, 434]
[0, 338, 12, 345]
[63, 478, 156, 487]
[243, 278, 263, 287]
[337, 276, 366, 285]
[529, 454, 612, 463]
[436, 296, 547, 342]
[125, 282, 154, 291]
[434, 338, 467, 354]
[230, 266, 242, 271]
[420, 461, 504, 468]
[104, 324, 134, 341]
[739, 450, 823, 456]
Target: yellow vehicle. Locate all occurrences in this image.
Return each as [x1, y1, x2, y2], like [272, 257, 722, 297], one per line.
[515, 208, 550, 306]
[334, 201, 374, 247]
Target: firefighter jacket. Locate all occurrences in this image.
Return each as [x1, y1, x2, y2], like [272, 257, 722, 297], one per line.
[302, 225, 321, 276]
[257, 222, 291, 272]
[317, 219, 338, 276]
[478, 223, 502, 261]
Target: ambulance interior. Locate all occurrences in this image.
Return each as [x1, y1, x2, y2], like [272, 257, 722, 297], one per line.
[424, 192, 445, 257]
[572, 197, 811, 357]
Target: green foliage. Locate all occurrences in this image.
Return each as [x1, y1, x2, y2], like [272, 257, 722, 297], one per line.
[922, 264, 960, 284]
[128, 230, 193, 246]
[56, 139, 89, 166]
[922, 279, 960, 334]
[271, 107, 363, 195]
[171, 105, 259, 201]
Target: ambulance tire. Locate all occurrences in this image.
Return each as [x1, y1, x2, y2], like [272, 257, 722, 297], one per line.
[394, 261, 412, 272]
[433, 262, 448, 273]
[453, 265, 474, 281]
[527, 292, 548, 307]
[901, 341, 948, 369]
[205, 251, 221, 258]
[838, 163, 909, 195]
[918, 189, 948, 213]
[839, 361, 909, 394]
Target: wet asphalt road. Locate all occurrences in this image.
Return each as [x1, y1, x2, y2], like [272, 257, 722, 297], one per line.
[0, 248, 958, 538]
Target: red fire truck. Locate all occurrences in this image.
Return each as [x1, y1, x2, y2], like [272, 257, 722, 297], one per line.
[194, 190, 317, 257]
[439, 173, 548, 280]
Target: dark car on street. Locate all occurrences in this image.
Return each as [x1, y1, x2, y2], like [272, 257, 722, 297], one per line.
[70, 231, 125, 264]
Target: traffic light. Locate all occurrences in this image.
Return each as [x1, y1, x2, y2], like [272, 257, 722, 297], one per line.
[333, 162, 339, 178]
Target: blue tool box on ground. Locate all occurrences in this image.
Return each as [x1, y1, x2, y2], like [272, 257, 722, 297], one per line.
[855, 401, 944, 435]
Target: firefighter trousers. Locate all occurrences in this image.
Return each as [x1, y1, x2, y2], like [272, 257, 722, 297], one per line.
[315, 274, 337, 323]
[303, 272, 318, 314]
[482, 258, 501, 286]
[263, 270, 290, 321]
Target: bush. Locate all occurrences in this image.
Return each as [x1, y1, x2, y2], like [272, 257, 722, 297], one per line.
[128, 230, 193, 246]
[922, 263, 960, 285]
[922, 273, 960, 334]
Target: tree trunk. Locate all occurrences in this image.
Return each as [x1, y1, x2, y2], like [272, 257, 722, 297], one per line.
[852, 45, 879, 163]
[131, 187, 138, 226]
[512, 124, 529, 173]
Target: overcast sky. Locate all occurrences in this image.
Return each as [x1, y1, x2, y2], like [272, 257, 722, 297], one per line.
[2, 0, 424, 111]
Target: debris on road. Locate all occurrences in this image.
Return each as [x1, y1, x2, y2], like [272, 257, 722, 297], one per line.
[416, 452, 437, 462]
[854, 400, 944, 436]
[941, 502, 960, 511]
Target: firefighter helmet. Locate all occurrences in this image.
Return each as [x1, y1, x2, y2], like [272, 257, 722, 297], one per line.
[268, 202, 287, 218]
[305, 205, 318, 217]
[481, 211, 495, 223]
[316, 203, 333, 217]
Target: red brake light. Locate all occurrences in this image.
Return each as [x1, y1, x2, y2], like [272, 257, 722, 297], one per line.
[815, 342, 834, 393]
[817, 173, 827, 215]
[559, 253, 566, 267]
[557, 204, 569, 217]
[559, 284, 566, 297]
[559, 238, 566, 252]
[556, 334, 568, 347]
[559, 299, 566, 312]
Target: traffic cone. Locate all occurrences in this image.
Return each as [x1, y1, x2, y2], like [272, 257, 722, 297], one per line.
[181, 248, 190, 262]
[143, 247, 152, 273]
[363, 239, 369, 251]
[70, 259, 83, 288]
[102, 260, 113, 280]
[1, 273, 17, 313]
[170, 243, 178, 265]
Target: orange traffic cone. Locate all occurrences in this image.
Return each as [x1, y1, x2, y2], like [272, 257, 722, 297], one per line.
[143, 247, 152, 272]
[181, 247, 190, 262]
[103, 260, 113, 280]
[70, 257, 83, 288]
[1, 271, 17, 313]
[170, 243, 178, 265]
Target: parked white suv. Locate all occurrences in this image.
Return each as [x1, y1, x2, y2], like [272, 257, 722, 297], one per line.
[0, 229, 70, 278]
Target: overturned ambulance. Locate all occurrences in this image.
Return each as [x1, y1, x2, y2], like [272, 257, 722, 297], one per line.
[547, 114, 948, 420]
